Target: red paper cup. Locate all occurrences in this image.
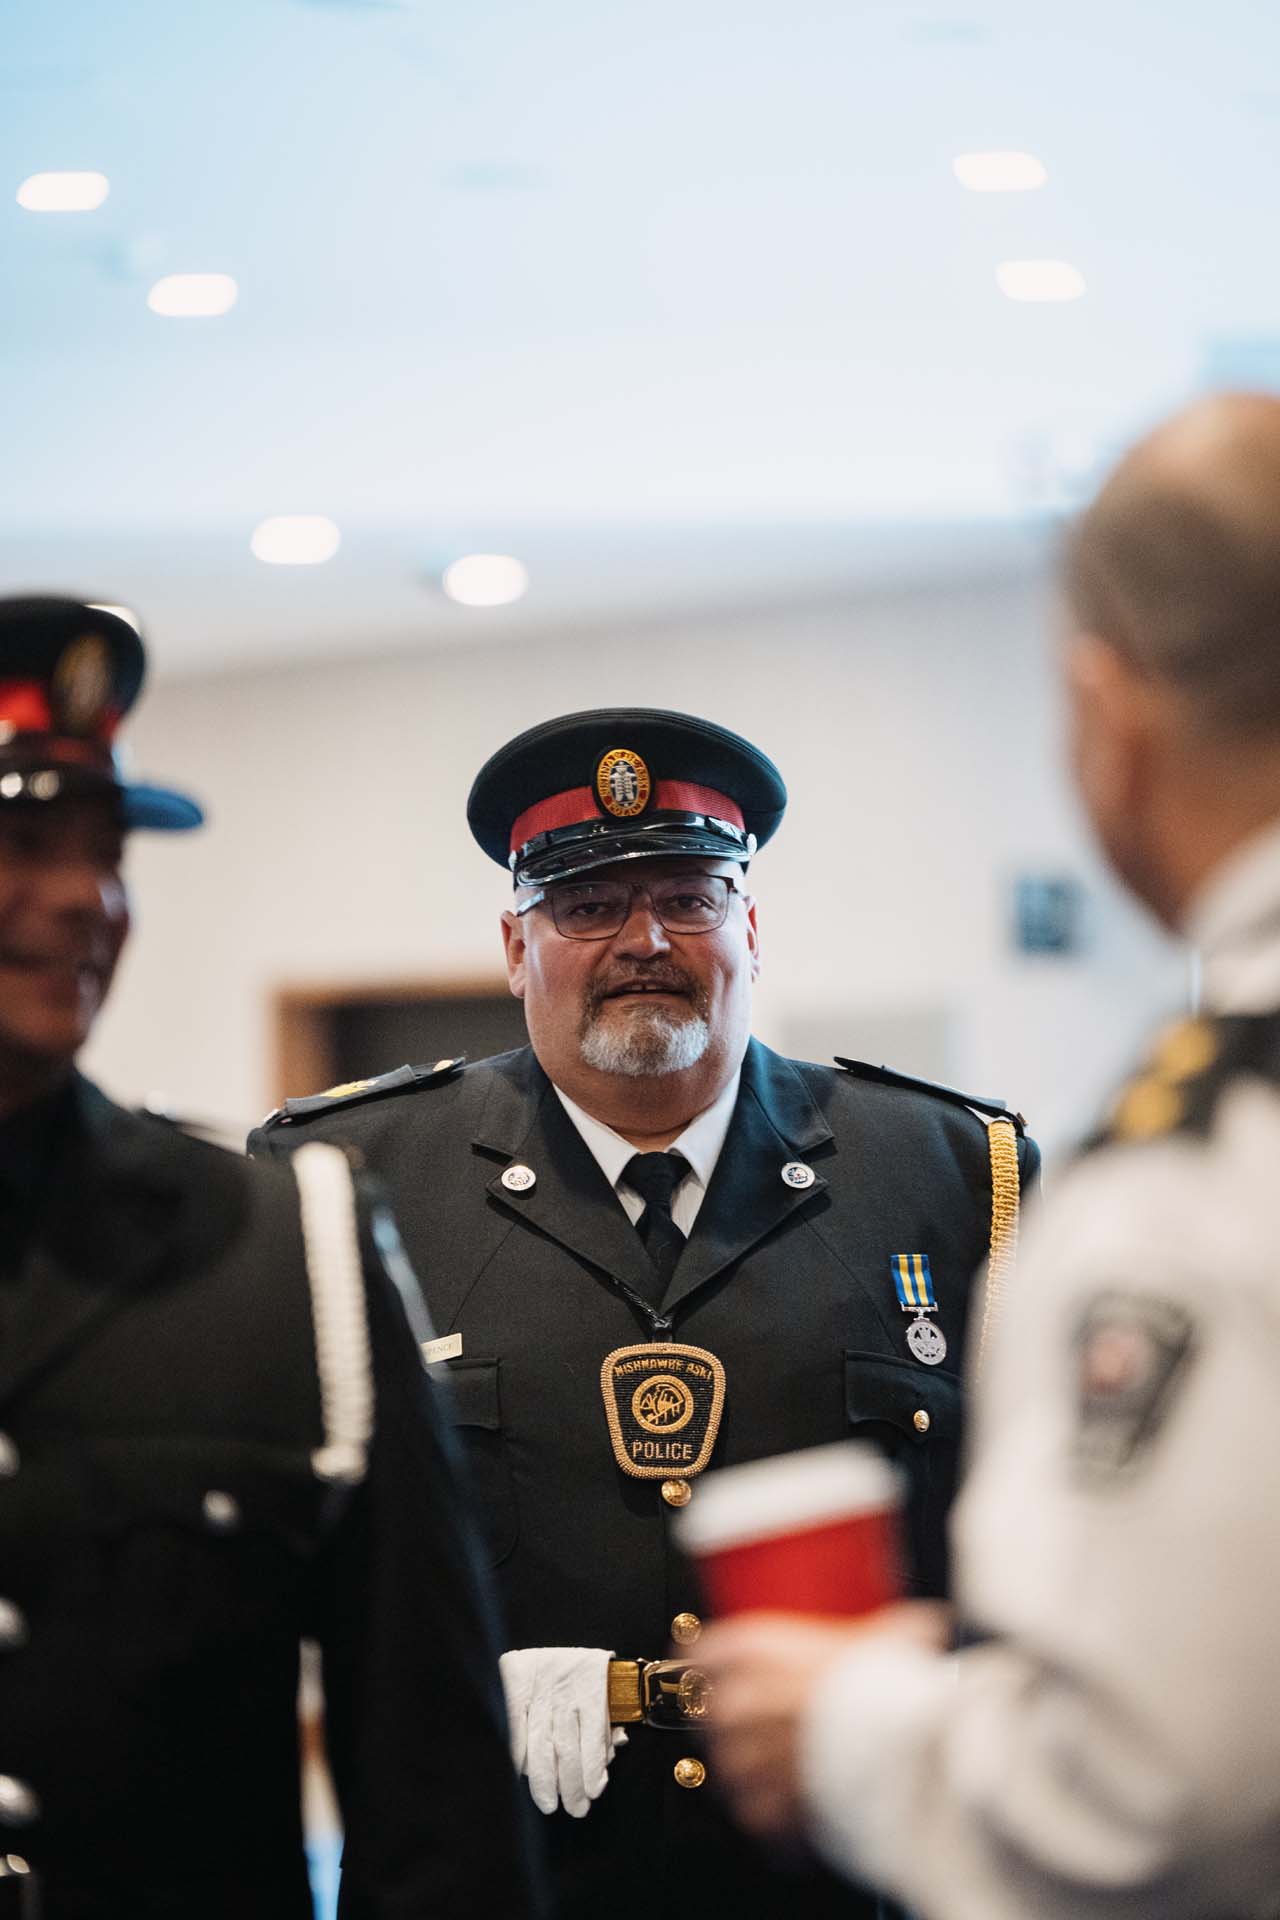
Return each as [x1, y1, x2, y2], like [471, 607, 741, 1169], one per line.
[676, 1442, 904, 1619]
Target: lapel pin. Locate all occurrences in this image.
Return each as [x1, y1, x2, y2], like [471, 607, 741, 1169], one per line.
[501, 1163, 537, 1193]
[780, 1161, 815, 1189]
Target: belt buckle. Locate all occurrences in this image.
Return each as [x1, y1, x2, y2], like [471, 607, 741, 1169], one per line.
[640, 1658, 714, 1730]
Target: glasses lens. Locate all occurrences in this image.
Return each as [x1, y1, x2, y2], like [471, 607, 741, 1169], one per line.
[650, 875, 730, 932]
[548, 882, 631, 938]
[548, 875, 731, 938]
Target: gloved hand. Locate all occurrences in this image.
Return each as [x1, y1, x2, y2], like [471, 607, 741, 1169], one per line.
[499, 1646, 627, 1817]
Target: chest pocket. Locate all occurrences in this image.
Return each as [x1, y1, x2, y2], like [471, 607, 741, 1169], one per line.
[844, 1352, 963, 1598]
[441, 1358, 519, 1567]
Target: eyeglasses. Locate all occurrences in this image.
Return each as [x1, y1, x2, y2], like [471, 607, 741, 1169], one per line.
[515, 873, 745, 941]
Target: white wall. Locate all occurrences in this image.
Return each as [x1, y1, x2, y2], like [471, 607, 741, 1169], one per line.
[83, 569, 1187, 1163]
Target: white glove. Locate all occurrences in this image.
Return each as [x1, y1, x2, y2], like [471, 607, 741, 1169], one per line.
[499, 1646, 627, 1817]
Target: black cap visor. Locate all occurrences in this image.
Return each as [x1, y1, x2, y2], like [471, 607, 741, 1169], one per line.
[0, 754, 203, 832]
[513, 811, 753, 887]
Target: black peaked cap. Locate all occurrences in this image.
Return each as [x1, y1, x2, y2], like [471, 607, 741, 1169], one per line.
[468, 707, 787, 886]
[0, 596, 202, 831]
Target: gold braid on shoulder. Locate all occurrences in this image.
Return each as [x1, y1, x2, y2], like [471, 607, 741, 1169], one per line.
[975, 1116, 1021, 1373]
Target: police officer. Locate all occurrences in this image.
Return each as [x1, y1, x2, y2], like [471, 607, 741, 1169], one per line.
[251, 706, 1037, 1920]
[0, 598, 537, 1919]
[699, 391, 1280, 1919]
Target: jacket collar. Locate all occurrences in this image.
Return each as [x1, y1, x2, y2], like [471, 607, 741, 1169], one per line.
[471, 1041, 832, 1321]
[0, 1076, 232, 1415]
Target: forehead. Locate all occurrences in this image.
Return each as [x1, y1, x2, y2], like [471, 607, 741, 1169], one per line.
[0, 795, 126, 841]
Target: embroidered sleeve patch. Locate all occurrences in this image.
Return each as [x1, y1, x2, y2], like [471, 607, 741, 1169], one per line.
[1073, 1291, 1196, 1480]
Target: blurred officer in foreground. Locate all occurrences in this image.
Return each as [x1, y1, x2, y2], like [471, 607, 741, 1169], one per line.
[0, 598, 537, 1919]
[698, 391, 1280, 1919]
[251, 706, 1037, 1920]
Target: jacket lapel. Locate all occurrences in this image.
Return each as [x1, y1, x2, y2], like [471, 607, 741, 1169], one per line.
[0, 1080, 185, 1414]
[661, 1040, 833, 1316]
[473, 1052, 657, 1300]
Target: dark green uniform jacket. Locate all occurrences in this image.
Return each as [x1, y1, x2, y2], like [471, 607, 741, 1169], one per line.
[0, 1076, 537, 1920]
[253, 1039, 1037, 1920]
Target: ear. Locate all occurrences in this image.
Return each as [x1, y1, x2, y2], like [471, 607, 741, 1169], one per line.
[500, 910, 527, 1001]
[743, 894, 762, 983]
[1062, 631, 1159, 818]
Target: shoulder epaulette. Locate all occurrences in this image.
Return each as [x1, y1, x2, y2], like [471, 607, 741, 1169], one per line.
[260, 1057, 465, 1130]
[833, 1057, 1026, 1135]
[1090, 1011, 1280, 1152]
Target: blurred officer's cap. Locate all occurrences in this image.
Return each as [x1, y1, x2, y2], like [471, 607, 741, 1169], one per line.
[0, 596, 202, 831]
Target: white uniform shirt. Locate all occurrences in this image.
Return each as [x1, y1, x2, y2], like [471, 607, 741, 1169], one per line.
[801, 816, 1280, 1920]
[554, 1071, 741, 1238]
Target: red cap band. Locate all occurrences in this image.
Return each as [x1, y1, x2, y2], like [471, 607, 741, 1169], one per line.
[511, 781, 744, 855]
[0, 680, 122, 744]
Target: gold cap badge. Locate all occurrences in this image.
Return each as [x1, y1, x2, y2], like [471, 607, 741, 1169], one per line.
[51, 634, 113, 733]
[595, 747, 652, 819]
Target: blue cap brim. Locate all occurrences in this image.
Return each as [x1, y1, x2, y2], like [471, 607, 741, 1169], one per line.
[121, 782, 205, 832]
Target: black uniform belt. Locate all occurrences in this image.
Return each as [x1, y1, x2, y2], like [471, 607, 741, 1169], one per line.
[608, 1658, 713, 1730]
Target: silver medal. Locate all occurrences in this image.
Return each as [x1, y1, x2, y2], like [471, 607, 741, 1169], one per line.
[906, 1316, 948, 1367]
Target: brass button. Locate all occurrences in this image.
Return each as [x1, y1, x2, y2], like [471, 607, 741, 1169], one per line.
[913, 1409, 931, 1434]
[202, 1491, 241, 1532]
[673, 1757, 706, 1790]
[671, 1611, 702, 1646]
[661, 1479, 692, 1508]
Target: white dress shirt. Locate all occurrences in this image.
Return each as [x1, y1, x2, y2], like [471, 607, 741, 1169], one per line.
[553, 1069, 741, 1238]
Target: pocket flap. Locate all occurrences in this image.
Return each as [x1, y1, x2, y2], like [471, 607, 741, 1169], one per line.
[844, 1351, 960, 1444]
[442, 1357, 502, 1430]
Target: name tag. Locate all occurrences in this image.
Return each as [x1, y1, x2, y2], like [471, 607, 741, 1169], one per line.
[422, 1332, 463, 1365]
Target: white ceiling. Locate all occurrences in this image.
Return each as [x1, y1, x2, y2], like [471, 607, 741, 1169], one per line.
[4, 0, 1279, 673]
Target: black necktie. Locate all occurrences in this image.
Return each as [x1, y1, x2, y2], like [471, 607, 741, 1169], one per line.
[624, 1152, 689, 1306]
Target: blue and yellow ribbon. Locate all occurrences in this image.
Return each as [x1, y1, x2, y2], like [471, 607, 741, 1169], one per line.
[891, 1253, 936, 1313]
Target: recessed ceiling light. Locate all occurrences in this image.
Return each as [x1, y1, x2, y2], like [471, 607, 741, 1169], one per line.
[16, 170, 109, 212]
[250, 516, 341, 565]
[953, 151, 1047, 192]
[147, 273, 239, 318]
[442, 554, 529, 607]
[996, 259, 1085, 303]
[88, 602, 142, 633]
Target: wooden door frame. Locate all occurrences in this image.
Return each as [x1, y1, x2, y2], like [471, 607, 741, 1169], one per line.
[271, 974, 514, 1105]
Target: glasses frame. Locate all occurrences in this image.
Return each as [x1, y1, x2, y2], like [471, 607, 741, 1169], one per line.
[514, 871, 747, 941]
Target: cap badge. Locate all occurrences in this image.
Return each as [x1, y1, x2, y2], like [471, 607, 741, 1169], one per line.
[51, 634, 113, 734]
[595, 747, 652, 819]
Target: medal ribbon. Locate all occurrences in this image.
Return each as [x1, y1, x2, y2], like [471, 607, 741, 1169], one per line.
[891, 1253, 936, 1312]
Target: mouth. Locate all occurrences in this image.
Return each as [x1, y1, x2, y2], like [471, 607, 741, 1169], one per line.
[0, 952, 107, 990]
[598, 980, 690, 1003]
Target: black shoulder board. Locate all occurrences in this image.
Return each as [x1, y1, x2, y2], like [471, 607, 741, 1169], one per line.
[261, 1057, 465, 1130]
[1086, 1010, 1280, 1154]
[833, 1057, 1026, 1135]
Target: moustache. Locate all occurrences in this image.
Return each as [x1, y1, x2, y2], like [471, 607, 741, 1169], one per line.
[586, 967, 702, 1014]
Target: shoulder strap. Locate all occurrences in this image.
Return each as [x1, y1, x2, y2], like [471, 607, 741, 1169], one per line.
[293, 1142, 374, 1485]
[260, 1056, 465, 1131]
[833, 1056, 1026, 1133]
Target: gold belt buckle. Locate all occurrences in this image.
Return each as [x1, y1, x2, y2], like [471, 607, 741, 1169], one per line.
[608, 1658, 714, 1730]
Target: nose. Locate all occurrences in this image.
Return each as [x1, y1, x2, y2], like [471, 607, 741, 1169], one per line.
[41, 854, 124, 923]
[611, 893, 672, 957]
